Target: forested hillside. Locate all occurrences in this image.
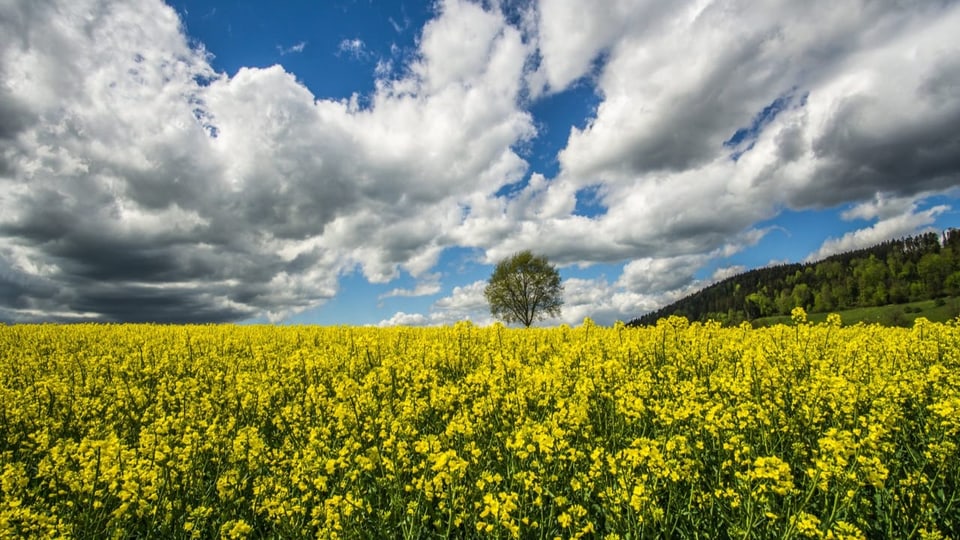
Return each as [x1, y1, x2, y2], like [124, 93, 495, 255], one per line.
[629, 229, 960, 326]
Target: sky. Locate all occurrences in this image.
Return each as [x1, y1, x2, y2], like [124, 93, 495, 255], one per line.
[1, 0, 959, 327]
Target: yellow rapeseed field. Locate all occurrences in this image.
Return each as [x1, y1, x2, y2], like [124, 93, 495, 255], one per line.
[1, 310, 958, 539]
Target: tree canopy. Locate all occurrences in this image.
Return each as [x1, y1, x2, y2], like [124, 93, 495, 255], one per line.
[484, 251, 563, 327]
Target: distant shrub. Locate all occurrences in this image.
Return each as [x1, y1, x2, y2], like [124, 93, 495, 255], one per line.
[882, 308, 911, 327]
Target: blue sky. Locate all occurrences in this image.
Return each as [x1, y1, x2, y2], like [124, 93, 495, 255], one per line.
[1, 0, 959, 325]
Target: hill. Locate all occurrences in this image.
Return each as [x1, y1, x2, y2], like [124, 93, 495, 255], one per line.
[628, 229, 960, 326]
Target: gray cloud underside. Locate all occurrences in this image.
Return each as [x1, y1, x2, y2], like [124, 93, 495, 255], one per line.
[2, 0, 960, 323]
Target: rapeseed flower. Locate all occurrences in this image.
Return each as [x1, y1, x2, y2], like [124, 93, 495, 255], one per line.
[0, 320, 958, 537]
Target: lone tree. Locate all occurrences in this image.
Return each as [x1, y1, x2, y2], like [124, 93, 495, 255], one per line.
[484, 250, 563, 327]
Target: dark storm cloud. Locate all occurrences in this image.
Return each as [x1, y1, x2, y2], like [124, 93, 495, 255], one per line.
[0, 254, 63, 320]
[793, 64, 960, 208]
[0, 224, 334, 323]
[0, 91, 32, 141]
[805, 128, 960, 208]
[65, 284, 255, 323]
[0, 266, 44, 310]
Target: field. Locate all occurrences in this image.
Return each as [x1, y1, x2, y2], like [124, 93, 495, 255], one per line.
[752, 298, 960, 328]
[1, 311, 958, 539]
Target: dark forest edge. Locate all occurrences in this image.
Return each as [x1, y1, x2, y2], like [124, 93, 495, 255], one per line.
[629, 229, 960, 327]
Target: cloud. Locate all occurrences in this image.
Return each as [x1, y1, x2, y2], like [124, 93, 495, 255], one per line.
[411, 0, 518, 94]
[550, 246, 757, 325]
[388, 15, 410, 34]
[710, 265, 747, 283]
[379, 280, 494, 326]
[556, 1, 960, 186]
[618, 255, 707, 295]
[555, 277, 635, 325]
[552, 275, 705, 326]
[278, 41, 307, 56]
[807, 202, 949, 262]
[377, 311, 429, 327]
[337, 38, 366, 58]
[532, 0, 679, 94]
[0, 0, 535, 323]
[428, 280, 493, 325]
[840, 193, 920, 222]
[378, 274, 442, 299]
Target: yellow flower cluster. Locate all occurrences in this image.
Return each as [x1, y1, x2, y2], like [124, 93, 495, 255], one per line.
[1, 314, 958, 538]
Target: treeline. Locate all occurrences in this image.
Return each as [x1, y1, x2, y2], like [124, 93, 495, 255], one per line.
[629, 229, 960, 326]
